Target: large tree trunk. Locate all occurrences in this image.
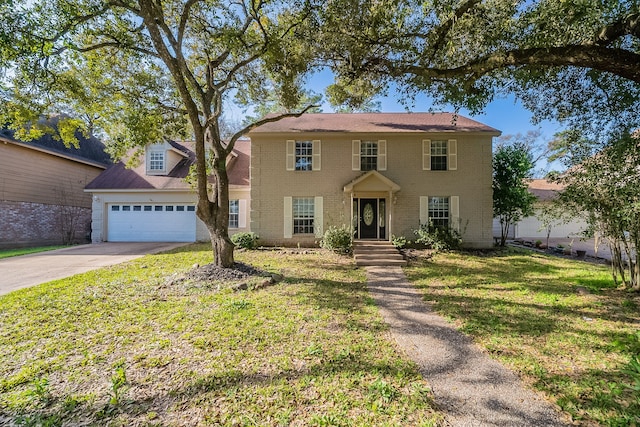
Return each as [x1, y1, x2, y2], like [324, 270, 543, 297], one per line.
[192, 123, 236, 267]
[207, 221, 235, 267]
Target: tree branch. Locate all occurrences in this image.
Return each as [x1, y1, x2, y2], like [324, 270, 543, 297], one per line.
[427, 0, 483, 61]
[594, 12, 640, 46]
[395, 45, 640, 83]
[225, 104, 319, 155]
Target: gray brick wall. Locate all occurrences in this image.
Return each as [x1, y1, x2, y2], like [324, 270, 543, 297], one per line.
[0, 201, 92, 249]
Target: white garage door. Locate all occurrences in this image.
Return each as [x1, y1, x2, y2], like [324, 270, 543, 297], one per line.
[107, 203, 196, 242]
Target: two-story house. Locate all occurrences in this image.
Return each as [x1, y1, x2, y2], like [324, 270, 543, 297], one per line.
[248, 113, 500, 248]
[85, 113, 499, 248]
[85, 139, 251, 242]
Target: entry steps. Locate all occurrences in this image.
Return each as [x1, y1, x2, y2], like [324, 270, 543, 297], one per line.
[353, 240, 407, 267]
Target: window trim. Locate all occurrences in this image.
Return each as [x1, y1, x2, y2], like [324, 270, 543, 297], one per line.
[148, 150, 166, 174]
[423, 139, 457, 171]
[286, 140, 321, 171]
[352, 140, 387, 171]
[360, 140, 378, 171]
[292, 197, 315, 235]
[419, 195, 460, 231]
[229, 199, 239, 228]
[284, 196, 323, 238]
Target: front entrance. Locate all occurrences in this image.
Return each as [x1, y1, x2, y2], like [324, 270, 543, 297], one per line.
[355, 198, 386, 239]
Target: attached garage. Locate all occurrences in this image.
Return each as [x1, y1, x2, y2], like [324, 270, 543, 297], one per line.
[107, 203, 196, 242]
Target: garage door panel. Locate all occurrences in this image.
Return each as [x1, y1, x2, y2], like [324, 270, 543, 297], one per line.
[107, 204, 196, 242]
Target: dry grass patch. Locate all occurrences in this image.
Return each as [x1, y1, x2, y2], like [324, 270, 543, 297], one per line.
[405, 248, 640, 426]
[0, 244, 441, 426]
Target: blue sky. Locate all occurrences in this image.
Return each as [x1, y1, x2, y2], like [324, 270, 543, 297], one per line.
[305, 69, 563, 142]
[302, 69, 564, 174]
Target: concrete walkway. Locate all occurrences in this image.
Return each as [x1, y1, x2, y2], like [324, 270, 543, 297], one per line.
[365, 266, 571, 427]
[0, 242, 187, 296]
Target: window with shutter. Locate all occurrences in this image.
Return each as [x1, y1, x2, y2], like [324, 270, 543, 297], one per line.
[430, 140, 448, 171]
[287, 140, 321, 171]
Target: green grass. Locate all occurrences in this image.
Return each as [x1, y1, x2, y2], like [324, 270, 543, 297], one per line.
[0, 246, 68, 259]
[0, 244, 441, 426]
[405, 248, 640, 426]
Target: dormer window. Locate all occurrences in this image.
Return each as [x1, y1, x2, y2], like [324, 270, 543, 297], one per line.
[149, 151, 165, 173]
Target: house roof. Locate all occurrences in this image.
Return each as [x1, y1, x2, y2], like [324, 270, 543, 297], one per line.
[249, 112, 501, 135]
[529, 179, 564, 202]
[0, 118, 111, 168]
[85, 138, 250, 191]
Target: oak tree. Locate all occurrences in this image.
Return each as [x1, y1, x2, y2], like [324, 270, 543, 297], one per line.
[1, 0, 321, 267]
[321, 0, 640, 136]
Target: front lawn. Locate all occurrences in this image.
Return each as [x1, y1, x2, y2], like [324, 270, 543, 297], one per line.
[0, 244, 440, 426]
[405, 248, 640, 426]
[0, 246, 67, 260]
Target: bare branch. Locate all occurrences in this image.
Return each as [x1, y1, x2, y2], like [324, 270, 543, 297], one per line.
[178, 0, 200, 47]
[225, 104, 319, 155]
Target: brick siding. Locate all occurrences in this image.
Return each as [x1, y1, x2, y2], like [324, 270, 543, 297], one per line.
[0, 201, 92, 249]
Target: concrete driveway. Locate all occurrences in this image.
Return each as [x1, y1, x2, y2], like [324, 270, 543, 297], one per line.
[0, 242, 189, 296]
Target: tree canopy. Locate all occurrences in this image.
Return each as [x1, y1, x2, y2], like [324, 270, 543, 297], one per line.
[556, 131, 640, 290]
[1, 0, 325, 267]
[321, 0, 640, 137]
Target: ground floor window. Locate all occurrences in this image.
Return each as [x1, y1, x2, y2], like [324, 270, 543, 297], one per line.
[229, 200, 239, 228]
[293, 197, 314, 234]
[429, 196, 449, 228]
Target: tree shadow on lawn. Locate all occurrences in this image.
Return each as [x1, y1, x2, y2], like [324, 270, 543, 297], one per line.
[3, 347, 435, 425]
[2, 260, 430, 425]
[403, 250, 640, 424]
[410, 249, 616, 293]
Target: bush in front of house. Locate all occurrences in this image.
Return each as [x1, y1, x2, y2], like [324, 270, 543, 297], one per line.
[320, 225, 352, 254]
[413, 222, 462, 251]
[391, 235, 409, 249]
[232, 232, 259, 249]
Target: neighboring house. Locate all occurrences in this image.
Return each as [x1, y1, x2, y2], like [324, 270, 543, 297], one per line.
[492, 179, 588, 240]
[0, 125, 110, 249]
[85, 139, 250, 242]
[248, 113, 500, 248]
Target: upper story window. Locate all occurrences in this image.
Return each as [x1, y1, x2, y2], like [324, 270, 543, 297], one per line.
[149, 151, 166, 172]
[295, 141, 313, 171]
[360, 141, 378, 171]
[352, 139, 387, 171]
[422, 139, 457, 171]
[287, 140, 321, 171]
[430, 140, 447, 171]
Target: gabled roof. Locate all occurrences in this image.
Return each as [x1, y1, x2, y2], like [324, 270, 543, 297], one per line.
[529, 179, 564, 202]
[249, 112, 501, 135]
[343, 170, 401, 193]
[0, 117, 111, 168]
[86, 139, 250, 191]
